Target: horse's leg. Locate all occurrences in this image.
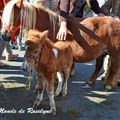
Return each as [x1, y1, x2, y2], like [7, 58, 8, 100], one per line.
[105, 57, 120, 91]
[118, 73, 120, 86]
[102, 55, 120, 86]
[70, 63, 75, 76]
[99, 54, 111, 81]
[33, 77, 45, 108]
[55, 72, 63, 97]
[46, 74, 56, 115]
[21, 60, 32, 90]
[62, 66, 71, 97]
[26, 72, 32, 90]
[84, 55, 104, 86]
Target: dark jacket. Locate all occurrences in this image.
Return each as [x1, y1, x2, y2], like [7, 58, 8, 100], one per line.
[71, 0, 101, 17]
[59, 0, 101, 22]
[59, 0, 70, 22]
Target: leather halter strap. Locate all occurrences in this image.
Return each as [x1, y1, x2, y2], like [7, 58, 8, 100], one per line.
[24, 44, 44, 64]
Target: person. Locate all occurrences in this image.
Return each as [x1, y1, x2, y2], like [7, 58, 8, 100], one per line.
[33, 0, 103, 41]
[93, 0, 107, 16]
[16, 34, 25, 51]
[101, 0, 120, 20]
[0, 0, 18, 67]
[70, 0, 103, 18]
[33, 0, 70, 41]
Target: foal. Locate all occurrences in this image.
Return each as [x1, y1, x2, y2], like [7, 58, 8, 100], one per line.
[23, 30, 73, 115]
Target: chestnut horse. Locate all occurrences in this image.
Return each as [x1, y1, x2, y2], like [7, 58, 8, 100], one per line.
[24, 29, 73, 115]
[2, 1, 120, 90]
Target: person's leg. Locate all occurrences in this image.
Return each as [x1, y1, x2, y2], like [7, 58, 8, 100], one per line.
[17, 35, 25, 50]
[5, 42, 18, 61]
[0, 36, 8, 66]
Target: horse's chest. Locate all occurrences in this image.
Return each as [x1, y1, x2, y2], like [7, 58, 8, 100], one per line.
[36, 59, 56, 73]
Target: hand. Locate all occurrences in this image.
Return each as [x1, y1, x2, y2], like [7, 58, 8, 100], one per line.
[56, 21, 67, 40]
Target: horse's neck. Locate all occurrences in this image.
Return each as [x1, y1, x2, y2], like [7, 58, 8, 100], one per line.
[37, 8, 59, 42]
[23, 5, 59, 42]
[39, 39, 55, 64]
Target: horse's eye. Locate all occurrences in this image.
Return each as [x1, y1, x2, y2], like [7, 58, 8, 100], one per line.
[34, 50, 38, 53]
[25, 45, 30, 50]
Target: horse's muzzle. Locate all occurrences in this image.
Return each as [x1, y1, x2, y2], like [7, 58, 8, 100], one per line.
[21, 60, 33, 73]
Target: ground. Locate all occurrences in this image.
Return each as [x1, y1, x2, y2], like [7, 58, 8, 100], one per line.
[0, 49, 120, 120]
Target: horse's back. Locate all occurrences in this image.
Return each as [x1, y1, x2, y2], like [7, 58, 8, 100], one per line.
[81, 16, 120, 30]
[54, 41, 73, 66]
[54, 41, 71, 50]
[54, 41, 73, 59]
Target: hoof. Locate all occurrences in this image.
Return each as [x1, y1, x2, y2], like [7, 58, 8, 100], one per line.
[25, 85, 30, 91]
[105, 85, 112, 91]
[32, 100, 41, 108]
[54, 92, 59, 97]
[62, 93, 67, 97]
[83, 81, 95, 87]
[50, 109, 56, 115]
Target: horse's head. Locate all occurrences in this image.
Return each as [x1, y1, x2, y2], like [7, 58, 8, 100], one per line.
[22, 30, 49, 72]
[1, 0, 23, 34]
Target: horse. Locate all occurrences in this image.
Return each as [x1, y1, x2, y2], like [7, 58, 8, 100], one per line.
[24, 29, 73, 115]
[2, 0, 120, 91]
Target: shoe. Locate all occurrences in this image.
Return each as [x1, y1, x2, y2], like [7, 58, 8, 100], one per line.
[0, 62, 8, 67]
[6, 54, 19, 61]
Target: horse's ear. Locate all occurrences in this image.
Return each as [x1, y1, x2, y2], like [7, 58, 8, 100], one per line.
[41, 30, 49, 39]
[16, 0, 24, 8]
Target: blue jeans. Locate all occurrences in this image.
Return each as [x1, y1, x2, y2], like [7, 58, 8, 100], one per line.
[0, 32, 12, 58]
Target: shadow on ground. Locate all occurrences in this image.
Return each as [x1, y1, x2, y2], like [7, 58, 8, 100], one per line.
[0, 56, 120, 120]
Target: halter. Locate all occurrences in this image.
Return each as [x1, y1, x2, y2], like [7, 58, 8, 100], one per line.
[24, 44, 44, 64]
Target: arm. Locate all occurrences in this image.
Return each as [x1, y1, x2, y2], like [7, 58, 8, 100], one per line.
[56, 0, 70, 40]
[59, 0, 70, 22]
[101, 0, 113, 15]
[89, 0, 102, 14]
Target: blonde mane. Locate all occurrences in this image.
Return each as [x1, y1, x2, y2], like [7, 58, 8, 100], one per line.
[21, 2, 37, 30]
[1, 1, 59, 35]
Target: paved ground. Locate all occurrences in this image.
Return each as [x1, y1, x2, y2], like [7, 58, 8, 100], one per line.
[0, 49, 120, 120]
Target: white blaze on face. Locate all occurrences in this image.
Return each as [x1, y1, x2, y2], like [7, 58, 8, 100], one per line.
[52, 48, 58, 58]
